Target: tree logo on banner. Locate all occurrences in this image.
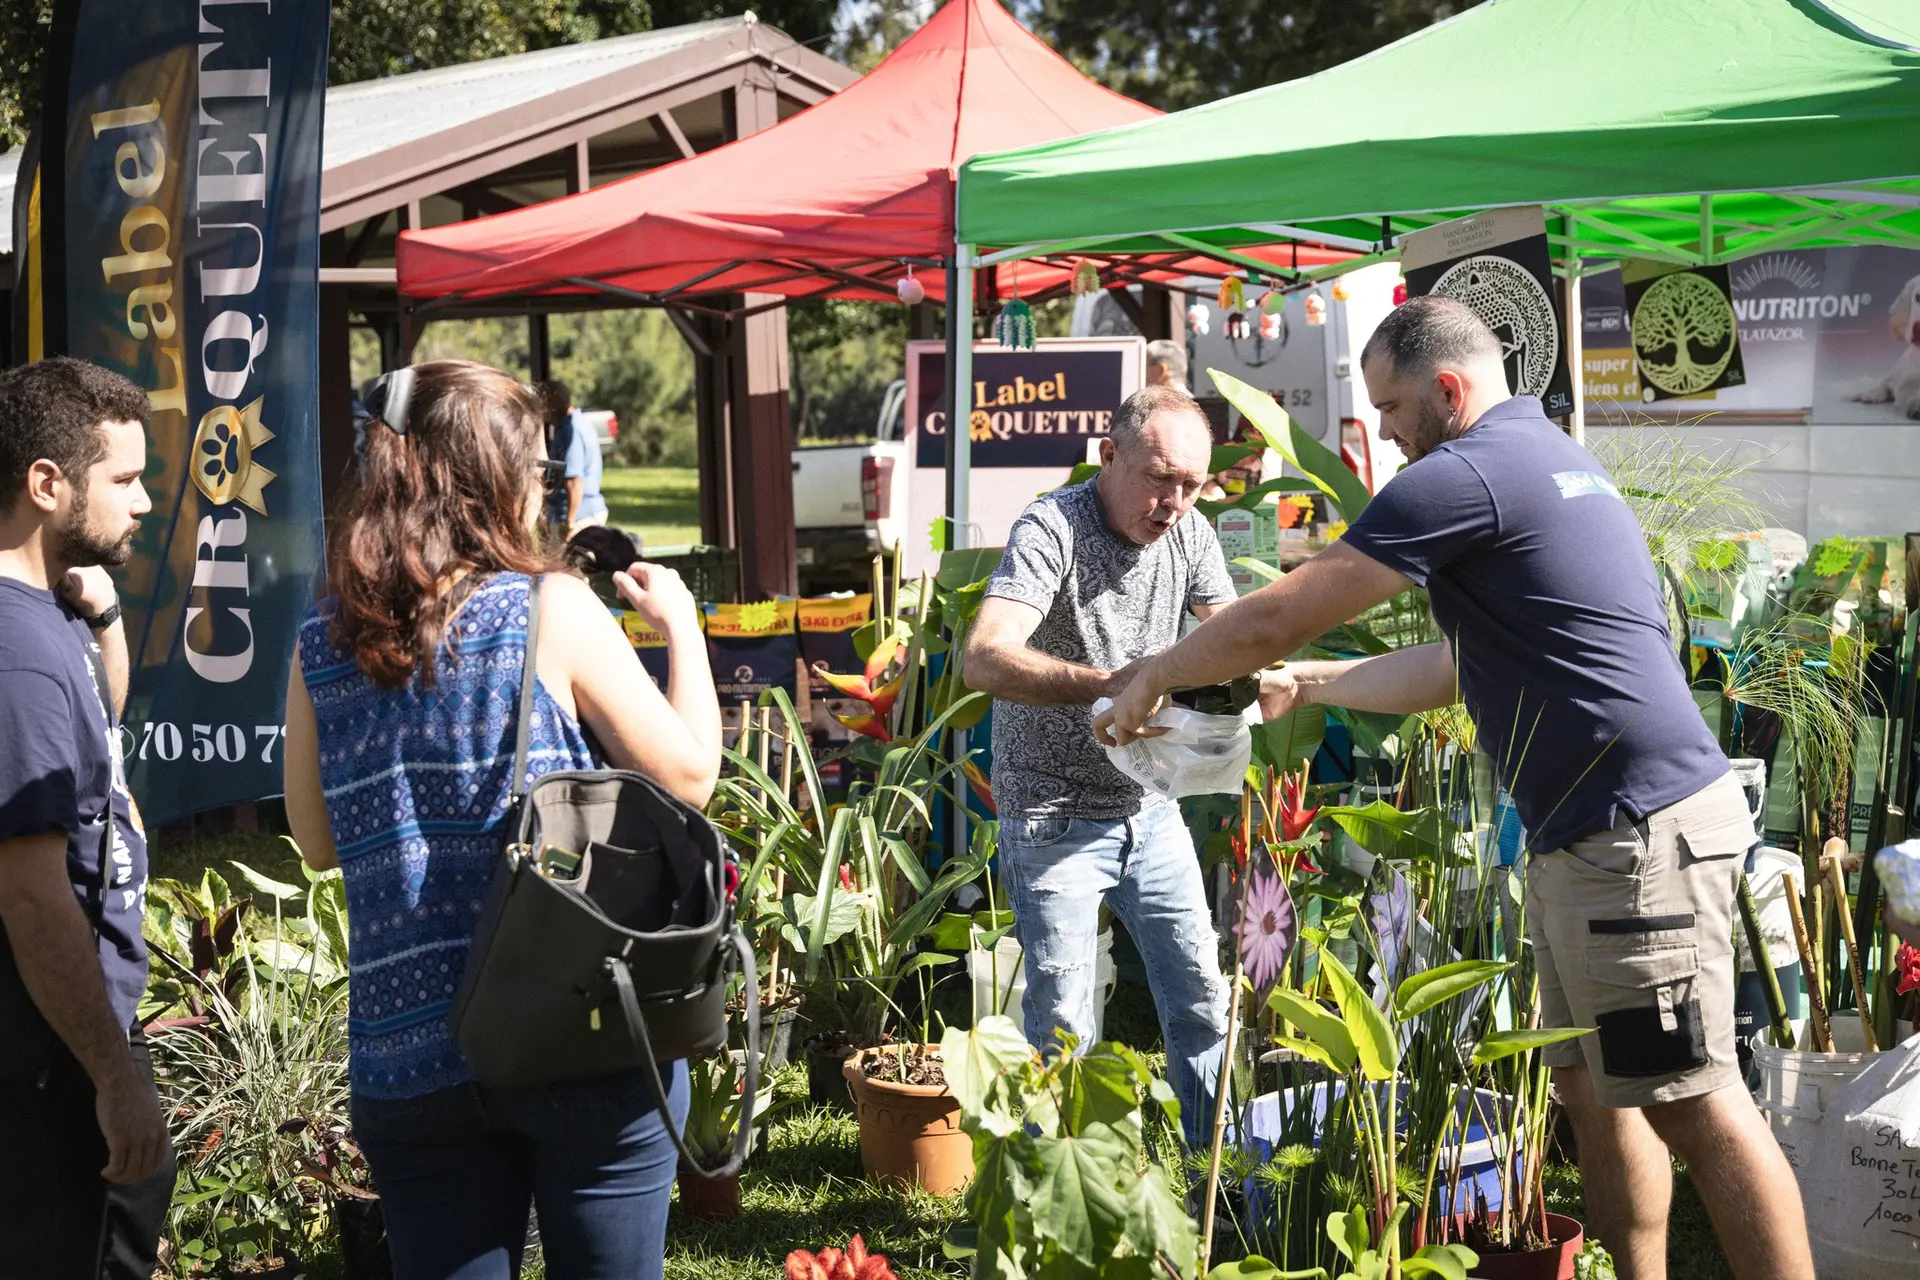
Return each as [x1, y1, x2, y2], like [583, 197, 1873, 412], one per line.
[1631, 270, 1738, 399]
[1431, 255, 1561, 399]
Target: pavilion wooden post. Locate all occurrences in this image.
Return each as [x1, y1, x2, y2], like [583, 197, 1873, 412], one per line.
[727, 294, 798, 599]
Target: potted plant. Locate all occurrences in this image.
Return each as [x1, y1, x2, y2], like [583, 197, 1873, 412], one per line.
[675, 1052, 779, 1222]
[148, 860, 352, 1277]
[295, 1116, 390, 1280]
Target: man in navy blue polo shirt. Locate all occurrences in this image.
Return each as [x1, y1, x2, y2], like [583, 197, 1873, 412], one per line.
[1096, 298, 1811, 1280]
[0, 358, 173, 1278]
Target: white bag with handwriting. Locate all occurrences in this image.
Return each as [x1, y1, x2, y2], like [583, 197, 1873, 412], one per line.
[1799, 1032, 1920, 1277]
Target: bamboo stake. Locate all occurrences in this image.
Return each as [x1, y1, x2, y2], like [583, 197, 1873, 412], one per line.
[1736, 873, 1796, 1050]
[1824, 844, 1879, 1052]
[1784, 883, 1835, 1052]
[764, 724, 795, 1008]
[755, 706, 774, 805]
[1199, 788, 1255, 1272]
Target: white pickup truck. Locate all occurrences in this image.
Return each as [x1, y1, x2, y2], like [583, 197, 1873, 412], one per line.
[790, 379, 909, 590]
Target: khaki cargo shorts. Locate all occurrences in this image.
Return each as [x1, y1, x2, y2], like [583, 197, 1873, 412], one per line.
[1525, 771, 1752, 1109]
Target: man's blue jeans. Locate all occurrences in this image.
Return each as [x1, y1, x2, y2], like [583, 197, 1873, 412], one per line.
[351, 1061, 687, 1280]
[999, 803, 1227, 1146]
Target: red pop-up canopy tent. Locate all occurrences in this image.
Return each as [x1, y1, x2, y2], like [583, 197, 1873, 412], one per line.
[396, 0, 1343, 307]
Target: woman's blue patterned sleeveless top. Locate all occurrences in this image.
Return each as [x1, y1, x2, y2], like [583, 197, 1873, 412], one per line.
[297, 573, 596, 1098]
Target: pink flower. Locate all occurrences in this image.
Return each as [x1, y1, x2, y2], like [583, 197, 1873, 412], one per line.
[1238, 870, 1296, 993]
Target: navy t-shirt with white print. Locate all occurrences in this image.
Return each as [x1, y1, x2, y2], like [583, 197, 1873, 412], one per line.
[1340, 395, 1727, 853]
[0, 577, 150, 1032]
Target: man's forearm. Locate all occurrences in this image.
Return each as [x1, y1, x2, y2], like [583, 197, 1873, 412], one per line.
[1145, 589, 1318, 695]
[1293, 643, 1458, 716]
[566, 478, 583, 526]
[97, 618, 129, 717]
[969, 643, 1115, 707]
[3, 883, 139, 1091]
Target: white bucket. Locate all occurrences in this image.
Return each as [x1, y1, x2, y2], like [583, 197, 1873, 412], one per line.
[1753, 1017, 1882, 1182]
[969, 928, 1115, 1046]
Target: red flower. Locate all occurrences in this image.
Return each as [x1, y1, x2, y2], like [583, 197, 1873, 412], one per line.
[787, 1237, 896, 1280]
[1896, 943, 1920, 997]
[815, 636, 904, 716]
[1277, 770, 1320, 843]
[962, 758, 997, 816]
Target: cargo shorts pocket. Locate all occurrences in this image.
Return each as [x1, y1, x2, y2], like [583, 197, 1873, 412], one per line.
[1585, 941, 1707, 1079]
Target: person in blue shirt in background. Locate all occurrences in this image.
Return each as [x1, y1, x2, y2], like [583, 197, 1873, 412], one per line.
[538, 379, 607, 539]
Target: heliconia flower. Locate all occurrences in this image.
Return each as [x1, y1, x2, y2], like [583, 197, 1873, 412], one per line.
[961, 758, 997, 815]
[814, 635, 905, 716]
[839, 865, 854, 893]
[1897, 943, 1920, 996]
[787, 1237, 897, 1280]
[833, 710, 892, 742]
[1238, 869, 1297, 993]
[1277, 770, 1320, 843]
[1229, 829, 1248, 869]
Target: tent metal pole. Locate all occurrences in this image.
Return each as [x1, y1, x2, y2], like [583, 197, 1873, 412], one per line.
[952, 247, 976, 551]
[1566, 262, 1585, 446]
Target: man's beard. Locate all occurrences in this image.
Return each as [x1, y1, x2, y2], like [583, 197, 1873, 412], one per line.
[1400, 398, 1459, 464]
[56, 490, 135, 568]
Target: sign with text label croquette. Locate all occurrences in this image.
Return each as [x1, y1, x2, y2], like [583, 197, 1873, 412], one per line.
[912, 341, 1142, 468]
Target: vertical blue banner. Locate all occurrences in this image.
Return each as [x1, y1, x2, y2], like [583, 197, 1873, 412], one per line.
[59, 1, 329, 821]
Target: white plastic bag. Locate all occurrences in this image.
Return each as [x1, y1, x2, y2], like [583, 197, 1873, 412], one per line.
[1798, 1032, 1920, 1277]
[1092, 697, 1252, 799]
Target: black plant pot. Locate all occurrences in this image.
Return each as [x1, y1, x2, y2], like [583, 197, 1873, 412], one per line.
[763, 1006, 800, 1071]
[335, 1195, 393, 1280]
[804, 1036, 856, 1111]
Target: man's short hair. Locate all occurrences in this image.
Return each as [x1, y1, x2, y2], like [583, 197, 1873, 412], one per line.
[0, 358, 148, 511]
[1110, 383, 1208, 454]
[1359, 295, 1503, 380]
[1145, 338, 1188, 385]
[535, 378, 572, 423]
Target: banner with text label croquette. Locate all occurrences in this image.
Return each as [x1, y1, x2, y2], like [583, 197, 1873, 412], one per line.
[705, 599, 799, 703]
[621, 612, 672, 690]
[31, 1, 330, 821]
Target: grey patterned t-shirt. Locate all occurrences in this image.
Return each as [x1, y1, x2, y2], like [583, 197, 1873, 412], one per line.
[985, 481, 1236, 820]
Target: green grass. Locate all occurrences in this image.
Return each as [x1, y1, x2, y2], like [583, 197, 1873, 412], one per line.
[602, 465, 702, 548]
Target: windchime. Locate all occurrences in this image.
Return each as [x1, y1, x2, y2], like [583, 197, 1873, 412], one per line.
[896, 267, 926, 306]
[1070, 260, 1101, 297]
[994, 297, 1036, 349]
[1304, 291, 1327, 326]
[1186, 302, 1211, 336]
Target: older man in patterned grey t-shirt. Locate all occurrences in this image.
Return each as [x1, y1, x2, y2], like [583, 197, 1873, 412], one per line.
[964, 383, 1234, 1145]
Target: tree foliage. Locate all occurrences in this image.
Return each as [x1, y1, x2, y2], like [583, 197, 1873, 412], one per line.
[1022, 0, 1468, 111]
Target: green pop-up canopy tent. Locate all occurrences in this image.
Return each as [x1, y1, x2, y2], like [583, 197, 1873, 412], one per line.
[937, 0, 1920, 545]
[955, 0, 1920, 266]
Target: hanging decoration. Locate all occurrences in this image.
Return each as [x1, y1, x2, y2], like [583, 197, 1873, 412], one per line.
[1330, 280, 1350, 303]
[1224, 310, 1250, 340]
[896, 267, 926, 306]
[1070, 260, 1101, 297]
[1259, 310, 1284, 341]
[1186, 302, 1211, 336]
[994, 297, 1036, 350]
[1304, 292, 1327, 326]
[1392, 278, 1409, 306]
[1217, 276, 1245, 312]
[1259, 290, 1285, 315]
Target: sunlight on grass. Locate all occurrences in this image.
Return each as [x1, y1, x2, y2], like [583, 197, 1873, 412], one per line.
[602, 465, 702, 548]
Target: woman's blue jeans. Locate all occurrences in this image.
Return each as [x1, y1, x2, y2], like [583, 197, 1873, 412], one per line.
[999, 803, 1227, 1147]
[351, 1061, 688, 1280]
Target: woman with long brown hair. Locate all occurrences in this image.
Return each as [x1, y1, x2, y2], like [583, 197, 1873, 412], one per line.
[281, 360, 718, 1279]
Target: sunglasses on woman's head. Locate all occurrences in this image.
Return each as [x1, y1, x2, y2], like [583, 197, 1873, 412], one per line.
[536, 458, 565, 491]
[364, 367, 417, 436]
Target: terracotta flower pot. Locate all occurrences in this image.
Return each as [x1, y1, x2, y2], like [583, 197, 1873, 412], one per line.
[677, 1167, 742, 1222]
[842, 1047, 973, 1196]
[1467, 1213, 1584, 1280]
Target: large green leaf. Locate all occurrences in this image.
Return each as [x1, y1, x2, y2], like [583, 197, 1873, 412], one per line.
[941, 1016, 1033, 1124]
[1394, 959, 1510, 1021]
[1118, 1164, 1200, 1279]
[1025, 1125, 1131, 1269]
[1472, 1026, 1594, 1066]
[1318, 950, 1399, 1082]
[227, 861, 300, 902]
[1266, 989, 1357, 1074]
[1403, 1245, 1479, 1280]
[1209, 369, 1371, 522]
[1319, 800, 1444, 864]
[937, 548, 1006, 591]
[1255, 707, 1325, 772]
[1057, 1050, 1143, 1141]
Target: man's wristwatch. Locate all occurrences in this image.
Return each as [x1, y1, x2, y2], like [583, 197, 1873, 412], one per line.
[80, 602, 122, 630]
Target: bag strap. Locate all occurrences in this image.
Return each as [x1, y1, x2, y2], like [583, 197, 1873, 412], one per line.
[606, 926, 761, 1181]
[510, 575, 544, 808]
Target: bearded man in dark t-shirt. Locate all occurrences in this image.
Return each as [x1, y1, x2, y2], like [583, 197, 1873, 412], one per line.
[0, 358, 173, 1278]
[1096, 298, 1811, 1280]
